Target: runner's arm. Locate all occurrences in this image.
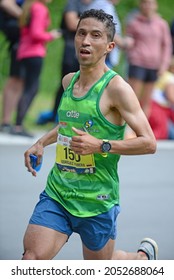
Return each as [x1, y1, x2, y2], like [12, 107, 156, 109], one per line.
[107, 76, 156, 155]
[24, 125, 59, 177]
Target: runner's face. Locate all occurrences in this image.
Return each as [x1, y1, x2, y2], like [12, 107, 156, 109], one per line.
[75, 18, 112, 67]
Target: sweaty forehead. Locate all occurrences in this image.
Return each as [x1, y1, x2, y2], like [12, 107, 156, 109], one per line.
[77, 17, 106, 32]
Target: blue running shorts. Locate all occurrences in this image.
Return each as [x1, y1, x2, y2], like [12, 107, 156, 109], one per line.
[29, 190, 120, 251]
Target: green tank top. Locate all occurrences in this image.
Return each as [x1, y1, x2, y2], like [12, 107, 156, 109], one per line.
[45, 70, 126, 217]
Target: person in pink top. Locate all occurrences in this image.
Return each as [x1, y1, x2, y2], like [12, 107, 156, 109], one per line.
[11, 0, 61, 137]
[125, 0, 172, 118]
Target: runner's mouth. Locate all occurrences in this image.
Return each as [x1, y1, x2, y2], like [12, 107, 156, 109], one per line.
[80, 48, 91, 55]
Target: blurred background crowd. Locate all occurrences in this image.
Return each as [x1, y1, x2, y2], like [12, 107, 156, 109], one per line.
[0, 0, 174, 140]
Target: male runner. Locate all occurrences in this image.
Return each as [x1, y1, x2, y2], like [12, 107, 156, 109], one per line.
[23, 9, 158, 260]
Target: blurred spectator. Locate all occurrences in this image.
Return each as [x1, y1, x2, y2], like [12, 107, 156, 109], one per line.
[10, 0, 61, 137]
[148, 56, 174, 140]
[170, 19, 174, 54]
[125, 0, 172, 117]
[36, 0, 125, 125]
[0, 0, 24, 133]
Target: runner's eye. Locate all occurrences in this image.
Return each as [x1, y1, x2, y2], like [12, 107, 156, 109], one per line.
[92, 32, 101, 38]
[77, 30, 86, 37]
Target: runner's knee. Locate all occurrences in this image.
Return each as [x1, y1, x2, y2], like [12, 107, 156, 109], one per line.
[22, 249, 42, 260]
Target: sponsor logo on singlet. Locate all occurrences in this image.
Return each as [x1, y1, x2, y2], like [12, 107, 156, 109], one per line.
[66, 111, 80, 118]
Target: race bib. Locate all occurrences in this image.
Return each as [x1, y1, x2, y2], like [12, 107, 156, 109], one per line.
[56, 134, 96, 174]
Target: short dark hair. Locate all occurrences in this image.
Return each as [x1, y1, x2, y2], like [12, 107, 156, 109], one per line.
[77, 9, 116, 41]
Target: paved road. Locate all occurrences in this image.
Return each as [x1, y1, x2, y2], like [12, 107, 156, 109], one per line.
[0, 133, 174, 260]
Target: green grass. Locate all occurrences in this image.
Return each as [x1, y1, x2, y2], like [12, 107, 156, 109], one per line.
[0, 0, 174, 132]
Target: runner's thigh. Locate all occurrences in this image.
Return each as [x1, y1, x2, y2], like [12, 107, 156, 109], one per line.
[23, 224, 68, 260]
